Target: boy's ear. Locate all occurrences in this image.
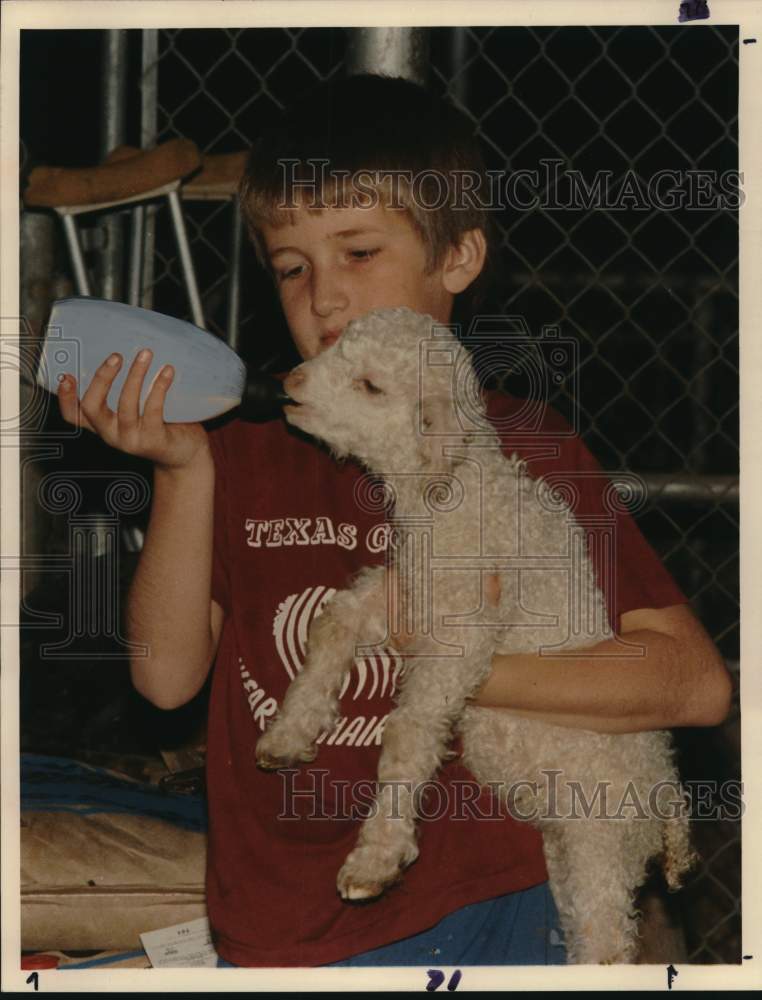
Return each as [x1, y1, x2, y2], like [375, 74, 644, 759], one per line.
[441, 228, 488, 295]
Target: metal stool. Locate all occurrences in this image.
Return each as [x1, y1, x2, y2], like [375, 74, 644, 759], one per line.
[24, 139, 206, 328]
[182, 151, 248, 349]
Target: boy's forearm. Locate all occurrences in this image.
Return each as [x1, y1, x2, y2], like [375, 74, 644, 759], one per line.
[475, 632, 674, 734]
[473, 615, 732, 734]
[127, 446, 217, 709]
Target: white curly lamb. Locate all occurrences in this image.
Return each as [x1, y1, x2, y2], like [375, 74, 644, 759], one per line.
[255, 306, 696, 964]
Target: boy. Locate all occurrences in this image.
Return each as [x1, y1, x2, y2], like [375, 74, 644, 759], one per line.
[58, 75, 731, 967]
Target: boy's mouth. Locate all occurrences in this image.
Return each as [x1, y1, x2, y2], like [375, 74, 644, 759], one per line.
[320, 329, 342, 349]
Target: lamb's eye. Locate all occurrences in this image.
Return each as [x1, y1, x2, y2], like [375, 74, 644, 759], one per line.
[353, 377, 384, 395]
[361, 378, 384, 395]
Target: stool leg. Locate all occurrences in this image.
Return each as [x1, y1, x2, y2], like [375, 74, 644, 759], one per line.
[227, 200, 243, 351]
[166, 189, 205, 329]
[128, 205, 145, 308]
[60, 213, 92, 296]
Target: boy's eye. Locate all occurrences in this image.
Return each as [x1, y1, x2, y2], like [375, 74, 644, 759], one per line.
[275, 263, 305, 282]
[349, 248, 380, 262]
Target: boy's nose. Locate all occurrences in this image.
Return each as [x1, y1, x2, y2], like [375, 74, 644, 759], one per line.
[311, 269, 348, 318]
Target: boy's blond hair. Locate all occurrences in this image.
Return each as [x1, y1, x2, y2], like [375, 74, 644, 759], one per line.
[239, 74, 491, 282]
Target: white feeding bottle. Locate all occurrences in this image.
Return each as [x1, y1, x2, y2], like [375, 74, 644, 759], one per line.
[36, 298, 292, 422]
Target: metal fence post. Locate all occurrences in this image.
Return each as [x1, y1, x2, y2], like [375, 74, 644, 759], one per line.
[19, 210, 57, 598]
[140, 28, 160, 310]
[98, 29, 129, 301]
[346, 27, 430, 84]
[450, 27, 470, 105]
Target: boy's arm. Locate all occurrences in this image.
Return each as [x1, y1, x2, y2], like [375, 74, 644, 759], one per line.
[127, 448, 224, 710]
[473, 603, 733, 734]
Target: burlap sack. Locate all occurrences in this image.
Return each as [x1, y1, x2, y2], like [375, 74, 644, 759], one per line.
[21, 809, 206, 952]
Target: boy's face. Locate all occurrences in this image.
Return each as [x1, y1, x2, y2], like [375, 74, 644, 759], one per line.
[261, 204, 466, 360]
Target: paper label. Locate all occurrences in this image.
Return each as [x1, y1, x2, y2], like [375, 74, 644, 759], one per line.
[140, 917, 219, 968]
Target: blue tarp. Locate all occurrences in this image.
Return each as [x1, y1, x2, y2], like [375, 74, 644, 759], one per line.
[20, 753, 207, 832]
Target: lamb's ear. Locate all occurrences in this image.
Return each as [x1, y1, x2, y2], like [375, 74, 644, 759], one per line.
[415, 394, 465, 472]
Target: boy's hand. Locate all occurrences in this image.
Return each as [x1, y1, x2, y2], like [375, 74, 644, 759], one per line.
[57, 349, 209, 471]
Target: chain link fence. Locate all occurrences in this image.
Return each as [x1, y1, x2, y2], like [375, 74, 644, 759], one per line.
[32, 24, 738, 964]
[427, 27, 740, 963]
[145, 27, 349, 365]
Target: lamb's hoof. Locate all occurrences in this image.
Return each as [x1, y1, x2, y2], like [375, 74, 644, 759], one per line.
[255, 742, 318, 771]
[336, 844, 417, 902]
[255, 748, 317, 771]
[339, 878, 388, 902]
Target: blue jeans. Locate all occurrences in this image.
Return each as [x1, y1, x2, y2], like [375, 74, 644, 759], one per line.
[216, 882, 566, 967]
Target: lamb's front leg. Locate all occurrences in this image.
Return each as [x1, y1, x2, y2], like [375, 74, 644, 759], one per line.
[337, 638, 492, 900]
[256, 566, 386, 770]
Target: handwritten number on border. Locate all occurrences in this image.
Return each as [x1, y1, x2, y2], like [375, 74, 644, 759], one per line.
[426, 969, 462, 991]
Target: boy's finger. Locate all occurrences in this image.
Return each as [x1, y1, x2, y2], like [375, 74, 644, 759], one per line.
[117, 348, 153, 427]
[57, 374, 95, 432]
[142, 363, 174, 423]
[79, 353, 123, 427]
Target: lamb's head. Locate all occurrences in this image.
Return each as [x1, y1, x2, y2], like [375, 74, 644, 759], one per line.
[283, 307, 486, 474]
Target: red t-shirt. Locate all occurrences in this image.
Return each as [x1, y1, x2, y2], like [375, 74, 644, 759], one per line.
[204, 393, 686, 967]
